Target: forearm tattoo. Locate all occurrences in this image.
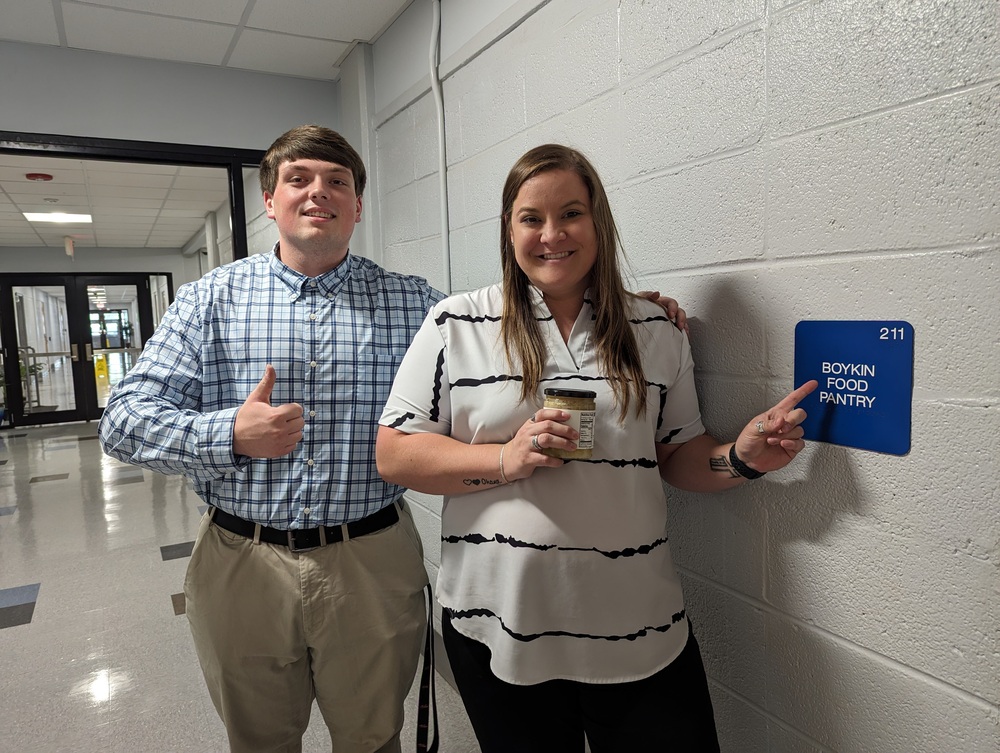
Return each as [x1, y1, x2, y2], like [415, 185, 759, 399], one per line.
[463, 477, 504, 487]
[709, 454, 740, 478]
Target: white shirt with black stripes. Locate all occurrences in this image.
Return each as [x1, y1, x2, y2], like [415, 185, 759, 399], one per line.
[379, 284, 706, 685]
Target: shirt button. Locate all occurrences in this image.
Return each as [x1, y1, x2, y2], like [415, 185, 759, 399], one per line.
[307, 458, 315, 466]
[309, 313, 317, 321]
[303, 508, 311, 516]
[309, 361, 317, 368]
[309, 410, 317, 418]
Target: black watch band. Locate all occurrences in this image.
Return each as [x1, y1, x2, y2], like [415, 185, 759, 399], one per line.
[729, 444, 765, 480]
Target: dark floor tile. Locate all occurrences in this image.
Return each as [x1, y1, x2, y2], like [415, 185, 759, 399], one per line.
[160, 541, 195, 561]
[0, 602, 36, 629]
[78, 435, 100, 441]
[29, 473, 70, 483]
[0, 506, 15, 516]
[0, 460, 7, 465]
[0, 583, 40, 607]
[171, 592, 186, 616]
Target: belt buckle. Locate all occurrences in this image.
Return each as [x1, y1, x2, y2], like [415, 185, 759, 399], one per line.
[287, 529, 319, 553]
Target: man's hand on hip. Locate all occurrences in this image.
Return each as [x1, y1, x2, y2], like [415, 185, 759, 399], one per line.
[233, 365, 305, 458]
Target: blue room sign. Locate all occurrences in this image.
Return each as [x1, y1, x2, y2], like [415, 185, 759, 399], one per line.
[794, 320, 914, 455]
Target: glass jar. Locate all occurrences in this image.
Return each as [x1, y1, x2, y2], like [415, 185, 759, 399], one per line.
[542, 388, 596, 459]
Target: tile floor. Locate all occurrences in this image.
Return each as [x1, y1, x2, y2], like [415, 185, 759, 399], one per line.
[0, 422, 480, 753]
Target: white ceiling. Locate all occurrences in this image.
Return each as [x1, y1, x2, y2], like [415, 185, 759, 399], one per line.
[0, 153, 233, 249]
[0, 0, 413, 251]
[3, 0, 413, 80]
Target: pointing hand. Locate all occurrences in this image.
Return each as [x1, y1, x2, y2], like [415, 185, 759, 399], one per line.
[733, 380, 818, 473]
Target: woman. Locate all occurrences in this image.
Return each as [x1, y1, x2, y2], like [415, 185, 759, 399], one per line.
[376, 144, 816, 751]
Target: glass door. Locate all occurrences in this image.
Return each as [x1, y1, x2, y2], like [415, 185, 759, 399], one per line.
[0, 273, 162, 427]
[2, 282, 78, 424]
[82, 279, 154, 410]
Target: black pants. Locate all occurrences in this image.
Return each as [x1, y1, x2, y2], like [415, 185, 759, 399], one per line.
[442, 610, 721, 753]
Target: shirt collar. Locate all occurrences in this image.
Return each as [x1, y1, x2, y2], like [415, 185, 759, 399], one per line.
[268, 242, 353, 300]
[527, 284, 594, 317]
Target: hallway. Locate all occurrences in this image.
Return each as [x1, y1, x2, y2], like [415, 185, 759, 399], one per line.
[0, 422, 479, 752]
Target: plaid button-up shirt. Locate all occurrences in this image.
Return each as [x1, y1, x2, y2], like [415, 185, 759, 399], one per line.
[100, 247, 443, 528]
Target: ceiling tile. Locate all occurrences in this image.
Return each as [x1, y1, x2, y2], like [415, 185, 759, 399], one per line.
[85, 162, 180, 175]
[0, 166, 86, 183]
[227, 29, 348, 80]
[151, 217, 202, 227]
[99, 208, 160, 217]
[172, 175, 229, 190]
[33, 221, 94, 231]
[163, 199, 224, 211]
[95, 229, 151, 237]
[0, 155, 83, 169]
[3, 185, 90, 199]
[158, 209, 208, 218]
[86, 187, 168, 201]
[246, 0, 409, 41]
[81, 0, 250, 25]
[99, 218, 156, 227]
[85, 172, 175, 188]
[63, 4, 234, 65]
[177, 166, 230, 178]
[90, 197, 164, 209]
[1, 0, 61, 46]
[167, 188, 229, 203]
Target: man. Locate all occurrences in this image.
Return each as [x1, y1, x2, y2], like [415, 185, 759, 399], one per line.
[100, 124, 685, 752]
[100, 125, 440, 753]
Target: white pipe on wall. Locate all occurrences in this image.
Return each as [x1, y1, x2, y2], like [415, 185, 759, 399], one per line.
[430, 0, 452, 294]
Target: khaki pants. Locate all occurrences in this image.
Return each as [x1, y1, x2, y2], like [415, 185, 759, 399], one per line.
[184, 502, 429, 753]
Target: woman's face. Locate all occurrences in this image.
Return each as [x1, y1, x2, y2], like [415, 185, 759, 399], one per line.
[509, 168, 598, 302]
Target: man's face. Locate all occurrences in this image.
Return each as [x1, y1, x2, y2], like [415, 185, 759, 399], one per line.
[264, 158, 362, 262]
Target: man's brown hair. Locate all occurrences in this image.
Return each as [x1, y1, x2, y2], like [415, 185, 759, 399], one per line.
[259, 125, 367, 197]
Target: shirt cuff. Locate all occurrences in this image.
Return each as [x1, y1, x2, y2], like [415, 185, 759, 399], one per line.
[197, 407, 250, 473]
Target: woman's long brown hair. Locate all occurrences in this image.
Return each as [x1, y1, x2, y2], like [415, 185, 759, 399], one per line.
[499, 144, 646, 422]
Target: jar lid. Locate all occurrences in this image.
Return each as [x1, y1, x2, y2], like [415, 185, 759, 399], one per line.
[543, 388, 597, 399]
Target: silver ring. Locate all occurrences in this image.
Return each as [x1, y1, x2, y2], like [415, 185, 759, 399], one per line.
[531, 435, 542, 451]
[756, 420, 765, 434]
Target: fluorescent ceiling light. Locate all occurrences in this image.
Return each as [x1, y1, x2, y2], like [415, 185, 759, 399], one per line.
[23, 212, 93, 223]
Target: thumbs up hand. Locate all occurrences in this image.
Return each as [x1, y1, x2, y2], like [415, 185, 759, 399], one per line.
[233, 365, 305, 458]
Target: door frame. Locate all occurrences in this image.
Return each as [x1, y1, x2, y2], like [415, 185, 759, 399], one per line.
[1, 130, 264, 262]
[0, 131, 263, 428]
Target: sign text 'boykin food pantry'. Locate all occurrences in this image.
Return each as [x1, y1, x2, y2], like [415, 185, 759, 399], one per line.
[794, 320, 914, 455]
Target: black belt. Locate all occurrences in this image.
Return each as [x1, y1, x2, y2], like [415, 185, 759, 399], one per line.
[209, 502, 400, 553]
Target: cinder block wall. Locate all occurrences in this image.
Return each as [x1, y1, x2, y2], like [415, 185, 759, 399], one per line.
[372, 1, 999, 750]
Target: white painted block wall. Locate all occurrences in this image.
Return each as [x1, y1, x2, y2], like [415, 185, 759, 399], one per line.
[371, 0, 999, 750]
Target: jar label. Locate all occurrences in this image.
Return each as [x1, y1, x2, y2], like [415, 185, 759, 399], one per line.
[564, 409, 595, 450]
